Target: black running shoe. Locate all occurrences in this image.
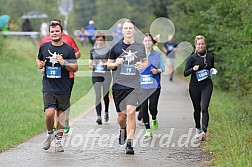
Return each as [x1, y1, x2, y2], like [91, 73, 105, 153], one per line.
[96, 118, 102, 125]
[104, 113, 109, 122]
[119, 128, 127, 145]
[125, 145, 134, 155]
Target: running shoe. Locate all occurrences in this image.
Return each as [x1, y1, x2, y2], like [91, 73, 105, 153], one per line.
[119, 128, 127, 145]
[104, 113, 109, 122]
[125, 144, 134, 155]
[96, 118, 102, 125]
[64, 126, 70, 134]
[55, 141, 64, 152]
[144, 129, 152, 137]
[42, 134, 55, 150]
[195, 128, 201, 140]
[152, 119, 159, 130]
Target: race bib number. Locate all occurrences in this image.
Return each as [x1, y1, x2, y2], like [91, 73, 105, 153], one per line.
[46, 66, 61, 78]
[140, 74, 154, 85]
[168, 45, 174, 51]
[120, 64, 136, 75]
[196, 69, 210, 81]
[94, 64, 105, 73]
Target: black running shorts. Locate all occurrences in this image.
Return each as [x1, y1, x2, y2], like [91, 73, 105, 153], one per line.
[112, 88, 140, 112]
[43, 92, 70, 111]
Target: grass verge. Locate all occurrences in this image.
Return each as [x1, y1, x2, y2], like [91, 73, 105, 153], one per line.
[205, 90, 252, 166]
[0, 36, 93, 152]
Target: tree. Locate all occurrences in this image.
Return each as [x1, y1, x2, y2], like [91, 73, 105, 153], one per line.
[162, 0, 252, 96]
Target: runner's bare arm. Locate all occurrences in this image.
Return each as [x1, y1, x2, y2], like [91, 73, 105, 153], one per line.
[107, 58, 123, 70]
[56, 55, 78, 72]
[75, 51, 81, 59]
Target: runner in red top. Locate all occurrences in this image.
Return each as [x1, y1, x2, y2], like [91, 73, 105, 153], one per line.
[40, 33, 80, 59]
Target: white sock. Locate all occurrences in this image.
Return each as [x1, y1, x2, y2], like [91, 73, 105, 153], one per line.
[196, 128, 201, 135]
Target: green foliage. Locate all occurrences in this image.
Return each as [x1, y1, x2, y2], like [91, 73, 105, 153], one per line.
[0, 36, 4, 53]
[205, 90, 252, 166]
[0, 37, 44, 151]
[150, 1, 252, 166]
[94, 0, 131, 29]
[72, 0, 97, 29]
[0, 0, 61, 31]
[72, 0, 154, 31]
[162, 0, 252, 96]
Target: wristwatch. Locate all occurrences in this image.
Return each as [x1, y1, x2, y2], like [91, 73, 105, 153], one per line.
[63, 60, 69, 67]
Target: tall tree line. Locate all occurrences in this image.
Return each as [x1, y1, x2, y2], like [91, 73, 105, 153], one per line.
[0, 0, 61, 31]
[150, 0, 252, 96]
[71, 0, 154, 31]
[1, 0, 251, 96]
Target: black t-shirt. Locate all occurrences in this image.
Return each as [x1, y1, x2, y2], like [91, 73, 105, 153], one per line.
[163, 41, 177, 58]
[90, 46, 111, 76]
[37, 42, 76, 94]
[108, 39, 146, 89]
[184, 52, 214, 85]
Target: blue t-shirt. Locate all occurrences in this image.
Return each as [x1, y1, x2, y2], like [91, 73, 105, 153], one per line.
[85, 25, 96, 37]
[140, 50, 165, 89]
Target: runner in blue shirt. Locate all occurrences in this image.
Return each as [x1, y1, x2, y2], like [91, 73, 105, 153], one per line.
[86, 20, 97, 45]
[139, 33, 165, 137]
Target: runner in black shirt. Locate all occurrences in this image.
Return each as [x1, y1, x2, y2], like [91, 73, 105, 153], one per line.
[36, 22, 78, 152]
[184, 35, 216, 141]
[107, 19, 148, 154]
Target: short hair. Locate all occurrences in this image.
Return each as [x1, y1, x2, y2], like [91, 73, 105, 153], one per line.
[95, 31, 106, 40]
[49, 22, 63, 32]
[122, 19, 136, 28]
[50, 19, 62, 25]
[194, 35, 206, 44]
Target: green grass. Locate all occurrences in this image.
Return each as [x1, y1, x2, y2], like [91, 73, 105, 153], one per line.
[1, 37, 251, 167]
[204, 90, 252, 167]
[0, 36, 93, 152]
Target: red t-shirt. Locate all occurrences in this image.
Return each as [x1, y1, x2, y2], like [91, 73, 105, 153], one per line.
[40, 34, 79, 78]
[40, 34, 79, 53]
